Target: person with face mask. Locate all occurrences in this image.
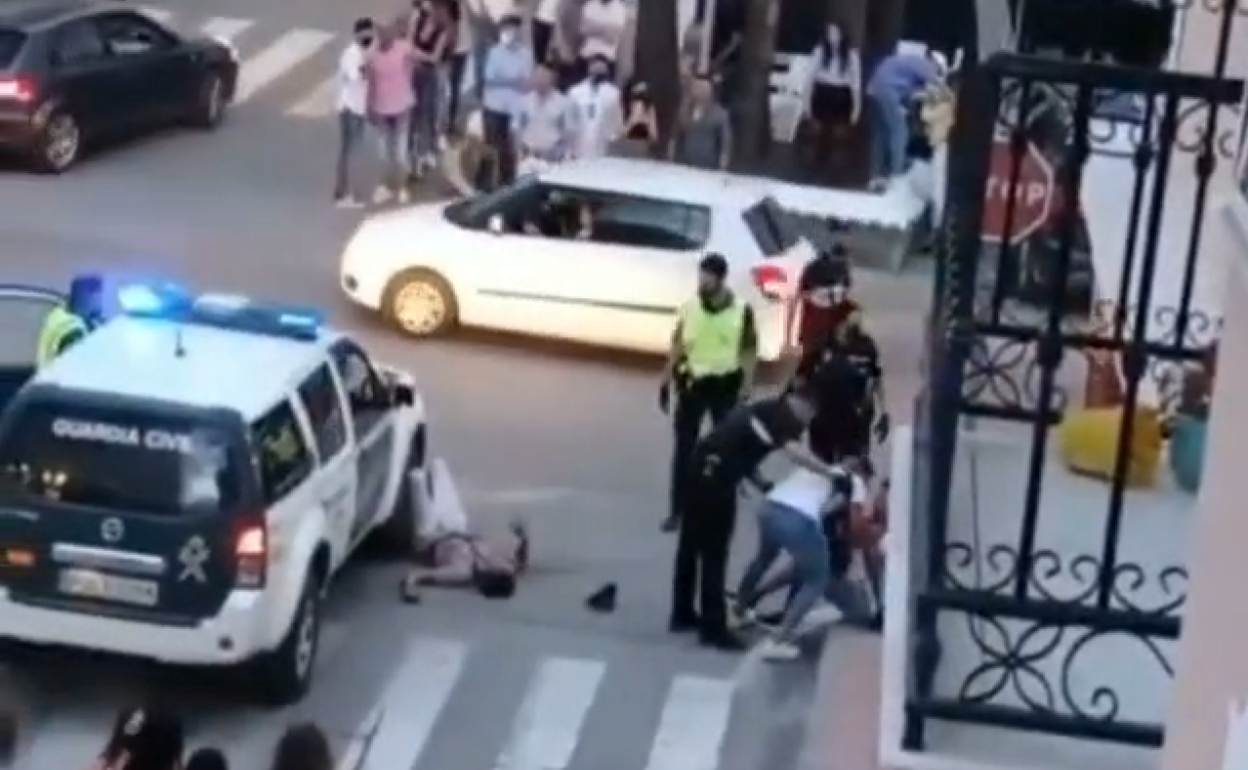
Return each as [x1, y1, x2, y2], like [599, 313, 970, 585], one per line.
[567, 54, 622, 160]
[659, 253, 757, 533]
[333, 18, 374, 208]
[513, 62, 574, 171]
[480, 14, 534, 186]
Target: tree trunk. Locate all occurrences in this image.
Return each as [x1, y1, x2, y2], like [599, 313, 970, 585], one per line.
[735, 0, 778, 165]
[824, 0, 870, 186]
[634, 0, 682, 142]
[864, 0, 905, 72]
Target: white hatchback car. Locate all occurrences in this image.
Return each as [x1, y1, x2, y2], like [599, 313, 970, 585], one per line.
[339, 157, 817, 362]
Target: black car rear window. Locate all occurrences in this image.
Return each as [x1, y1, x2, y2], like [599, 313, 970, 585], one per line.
[0, 29, 26, 68]
[742, 197, 801, 257]
[0, 403, 242, 516]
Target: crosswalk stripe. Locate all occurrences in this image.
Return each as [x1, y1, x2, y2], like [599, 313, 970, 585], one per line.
[287, 78, 337, 118]
[359, 638, 465, 770]
[139, 5, 173, 23]
[494, 657, 605, 770]
[200, 17, 254, 42]
[234, 29, 334, 104]
[642, 675, 736, 770]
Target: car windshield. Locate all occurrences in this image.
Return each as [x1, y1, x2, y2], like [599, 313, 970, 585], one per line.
[0, 402, 242, 516]
[444, 176, 539, 227]
[742, 197, 801, 257]
[0, 29, 25, 69]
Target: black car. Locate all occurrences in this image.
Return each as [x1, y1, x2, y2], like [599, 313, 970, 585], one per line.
[0, 0, 237, 173]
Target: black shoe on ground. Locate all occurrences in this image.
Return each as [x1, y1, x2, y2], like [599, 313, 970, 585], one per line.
[661, 515, 680, 533]
[698, 629, 747, 651]
[669, 614, 700, 634]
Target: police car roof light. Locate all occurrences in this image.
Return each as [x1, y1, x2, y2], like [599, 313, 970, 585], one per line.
[117, 283, 324, 342]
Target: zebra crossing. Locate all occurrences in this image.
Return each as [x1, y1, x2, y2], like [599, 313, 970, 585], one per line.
[142, 6, 350, 120]
[10, 622, 771, 770]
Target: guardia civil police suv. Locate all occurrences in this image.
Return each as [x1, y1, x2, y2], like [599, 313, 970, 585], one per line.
[0, 280, 430, 704]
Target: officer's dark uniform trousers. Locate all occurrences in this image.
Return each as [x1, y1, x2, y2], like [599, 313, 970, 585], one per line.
[671, 453, 737, 633]
[669, 371, 742, 523]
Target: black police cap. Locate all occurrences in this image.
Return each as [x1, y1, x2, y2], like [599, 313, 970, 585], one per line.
[698, 253, 728, 280]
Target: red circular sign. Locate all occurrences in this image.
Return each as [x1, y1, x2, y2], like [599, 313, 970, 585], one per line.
[981, 139, 1057, 245]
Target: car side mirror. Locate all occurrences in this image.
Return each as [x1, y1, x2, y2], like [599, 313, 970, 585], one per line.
[393, 383, 414, 406]
[487, 214, 505, 235]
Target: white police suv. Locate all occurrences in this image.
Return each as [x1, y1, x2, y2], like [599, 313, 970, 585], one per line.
[0, 280, 431, 704]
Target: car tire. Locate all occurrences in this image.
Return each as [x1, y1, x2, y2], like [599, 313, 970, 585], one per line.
[248, 574, 320, 706]
[190, 72, 226, 130]
[382, 269, 458, 337]
[374, 428, 426, 558]
[32, 110, 81, 174]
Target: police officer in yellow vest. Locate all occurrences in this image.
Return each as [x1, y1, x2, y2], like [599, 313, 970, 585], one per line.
[659, 253, 757, 532]
[36, 275, 103, 366]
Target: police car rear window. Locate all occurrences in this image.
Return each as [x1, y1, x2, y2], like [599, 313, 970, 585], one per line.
[0, 405, 241, 516]
[742, 197, 801, 257]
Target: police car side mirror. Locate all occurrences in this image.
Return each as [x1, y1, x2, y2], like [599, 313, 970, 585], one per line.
[487, 215, 505, 235]
[393, 383, 414, 406]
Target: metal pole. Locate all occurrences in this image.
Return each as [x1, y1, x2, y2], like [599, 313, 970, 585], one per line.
[698, 0, 719, 73]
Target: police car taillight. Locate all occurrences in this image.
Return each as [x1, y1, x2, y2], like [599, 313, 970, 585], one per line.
[751, 264, 787, 302]
[234, 521, 267, 589]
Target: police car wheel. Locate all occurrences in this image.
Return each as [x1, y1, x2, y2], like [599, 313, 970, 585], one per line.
[249, 578, 320, 705]
[382, 269, 458, 337]
[34, 111, 80, 174]
[375, 453, 420, 558]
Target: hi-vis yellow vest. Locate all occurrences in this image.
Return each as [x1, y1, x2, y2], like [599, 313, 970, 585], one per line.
[680, 299, 746, 378]
[36, 306, 88, 366]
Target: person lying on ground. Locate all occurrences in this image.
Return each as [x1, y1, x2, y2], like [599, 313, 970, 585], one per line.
[403, 519, 530, 599]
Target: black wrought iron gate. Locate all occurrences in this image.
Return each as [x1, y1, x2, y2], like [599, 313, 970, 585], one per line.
[906, 18, 1243, 752]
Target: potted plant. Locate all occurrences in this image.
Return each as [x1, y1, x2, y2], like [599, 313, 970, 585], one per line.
[1169, 344, 1216, 493]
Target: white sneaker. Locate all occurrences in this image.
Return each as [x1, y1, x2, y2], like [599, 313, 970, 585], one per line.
[371, 186, 392, 204]
[334, 197, 363, 209]
[731, 605, 756, 628]
[397, 189, 410, 204]
[797, 604, 845, 634]
[759, 638, 801, 661]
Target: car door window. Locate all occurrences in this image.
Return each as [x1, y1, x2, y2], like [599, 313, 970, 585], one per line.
[96, 12, 175, 56]
[329, 340, 389, 439]
[581, 192, 711, 251]
[250, 399, 314, 505]
[49, 19, 108, 68]
[296, 364, 349, 461]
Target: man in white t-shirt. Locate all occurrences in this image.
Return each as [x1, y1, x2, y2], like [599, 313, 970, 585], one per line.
[733, 462, 864, 661]
[567, 55, 621, 159]
[333, 17, 374, 208]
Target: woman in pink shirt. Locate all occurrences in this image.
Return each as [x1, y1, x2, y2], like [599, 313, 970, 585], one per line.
[366, 20, 417, 203]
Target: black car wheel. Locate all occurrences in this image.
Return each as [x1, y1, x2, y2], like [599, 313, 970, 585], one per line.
[191, 73, 226, 129]
[34, 111, 80, 174]
[248, 575, 320, 705]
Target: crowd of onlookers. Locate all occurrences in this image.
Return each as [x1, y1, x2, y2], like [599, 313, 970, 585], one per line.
[330, 0, 959, 207]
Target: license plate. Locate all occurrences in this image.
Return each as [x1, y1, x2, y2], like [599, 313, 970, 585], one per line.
[58, 568, 158, 607]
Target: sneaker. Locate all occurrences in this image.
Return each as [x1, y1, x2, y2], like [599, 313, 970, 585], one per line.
[423, 153, 438, 170]
[397, 189, 410, 204]
[371, 186, 392, 204]
[730, 605, 756, 629]
[759, 638, 801, 661]
[334, 196, 363, 209]
[797, 604, 844, 634]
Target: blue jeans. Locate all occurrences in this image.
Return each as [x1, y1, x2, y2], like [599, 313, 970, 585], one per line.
[735, 502, 830, 641]
[410, 65, 443, 160]
[868, 92, 909, 179]
[373, 112, 410, 192]
[334, 110, 367, 200]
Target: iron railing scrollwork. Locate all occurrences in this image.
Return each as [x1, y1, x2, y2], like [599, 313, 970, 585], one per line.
[905, 12, 1245, 751]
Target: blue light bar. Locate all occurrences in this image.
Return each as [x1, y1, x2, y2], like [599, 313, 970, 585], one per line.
[115, 283, 324, 341]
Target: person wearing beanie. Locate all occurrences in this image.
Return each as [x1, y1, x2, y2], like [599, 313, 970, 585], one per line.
[659, 252, 757, 533]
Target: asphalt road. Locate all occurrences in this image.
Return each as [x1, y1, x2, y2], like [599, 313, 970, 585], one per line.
[0, 1, 931, 769]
